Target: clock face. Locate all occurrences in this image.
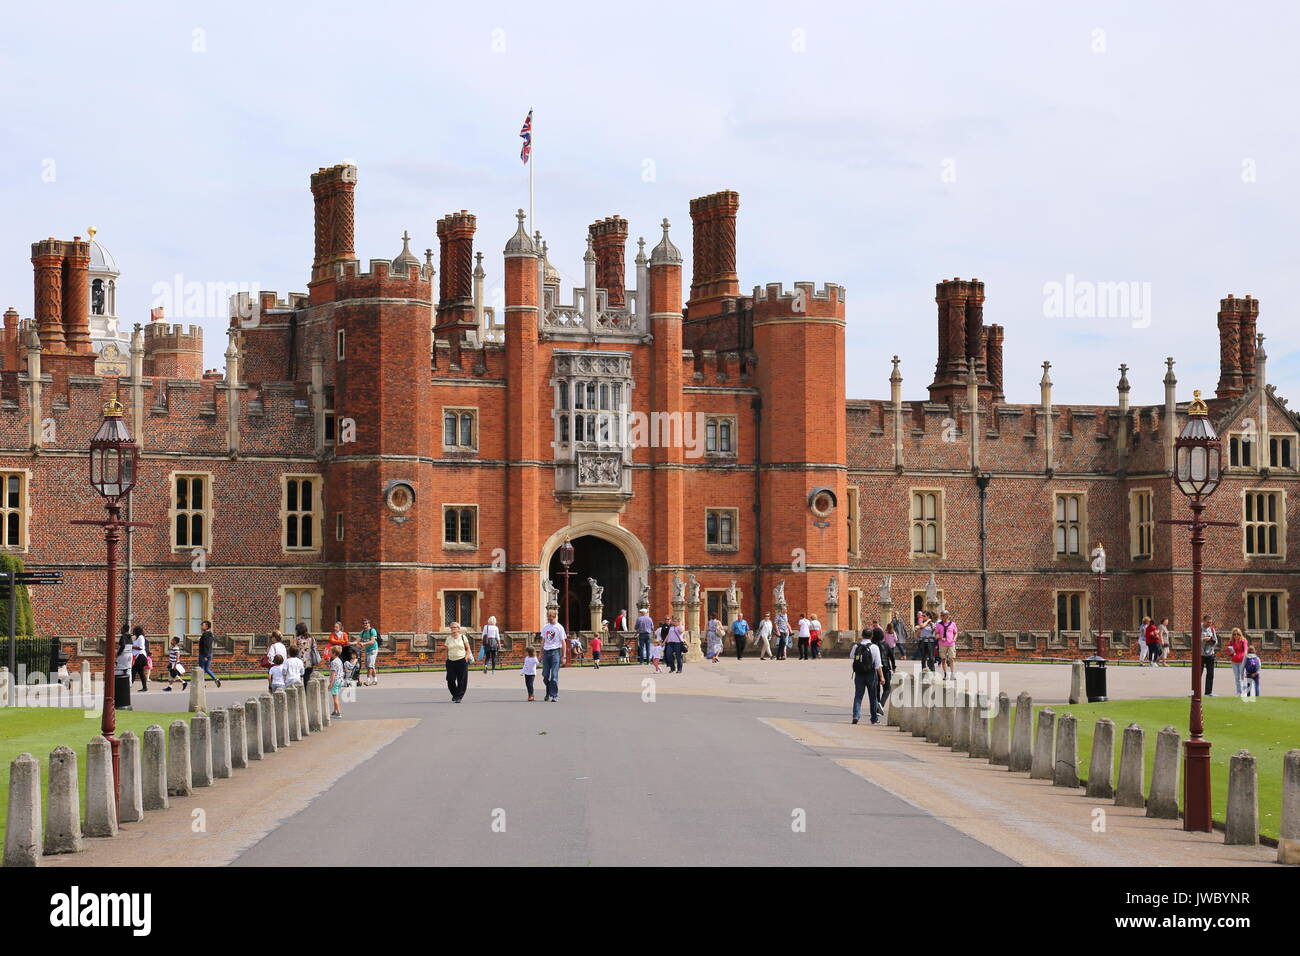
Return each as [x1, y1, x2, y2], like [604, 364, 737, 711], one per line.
[385, 482, 415, 513]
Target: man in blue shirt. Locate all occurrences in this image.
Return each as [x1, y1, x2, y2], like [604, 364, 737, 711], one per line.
[731, 613, 750, 660]
[634, 607, 655, 664]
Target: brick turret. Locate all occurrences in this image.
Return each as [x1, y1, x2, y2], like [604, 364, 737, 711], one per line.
[144, 322, 204, 379]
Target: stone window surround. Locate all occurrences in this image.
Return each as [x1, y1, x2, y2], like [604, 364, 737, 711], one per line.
[1129, 487, 1153, 560]
[1243, 588, 1288, 630]
[442, 503, 479, 549]
[1241, 487, 1286, 560]
[909, 487, 944, 559]
[169, 471, 214, 554]
[704, 506, 740, 552]
[278, 584, 322, 637]
[1052, 490, 1087, 560]
[0, 468, 31, 553]
[281, 473, 322, 553]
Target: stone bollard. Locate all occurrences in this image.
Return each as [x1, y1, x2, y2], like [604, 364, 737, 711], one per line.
[1009, 692, 1034, 773]
[142, 725, 169, 810]
[274, 689, 291, 748]
[953, 692, 972, 753]
[188, 669, 207, 713]
[190, 712, 213, 787]
[287, 685, 302, 742]
[886, 674, 904, 729]
[307, 680, 323, 733]
[79, 659, 92, 696]
[4, 753, 42, 866]
[1068, 659, 1084, 705]
[210, 709, 233, 780]
[989, 693, 1011, 766]
[1053, 714, 1080, 788]
[1086, 718, 1116, 799]
[1115, 723, 1146, 808]
[969, 694, 991, 759]
[167, 719, 193, 797]
[937, 685, 955, 747]
[260, 695, 277, 754]
[0, 665, 9, 707]
[229, 703, 248, 769]
[1146, 726, 1182, 819]
[246, 697, 264, 761]
[44, 746, 83, 854]
[118, 731, 144, 823]
[297, 681, 311, 736]
[319, 675, 332, 728]
[1030, 708, 1056, 780]
[84, 736, 119, 838]
[925, 694, 941, 743]
[1224, 750, 1258, 846]
[914, 679, 933, 738]
[1280, 750, 1300, 864]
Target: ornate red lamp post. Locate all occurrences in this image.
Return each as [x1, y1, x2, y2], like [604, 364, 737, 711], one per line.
[1165, 390, 1232, 832]
[557, 539, 575, 665]
[72, 398, 149, 801]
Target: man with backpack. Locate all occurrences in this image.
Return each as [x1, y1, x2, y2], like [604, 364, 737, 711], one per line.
[851, 629, 884, 724]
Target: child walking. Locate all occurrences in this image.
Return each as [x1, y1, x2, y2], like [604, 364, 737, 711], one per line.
[163, 636, 186, 692]
[650, 636, 664, 673]
[522, 646, 539, 701]
[590, 632, 602, 669]
[329, 649, 345, 717]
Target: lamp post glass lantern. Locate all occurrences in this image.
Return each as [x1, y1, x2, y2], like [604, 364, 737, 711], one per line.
[1171, 390, 1223, 832]
[73, 398, 147, 805]
[558, 539, 575, 650]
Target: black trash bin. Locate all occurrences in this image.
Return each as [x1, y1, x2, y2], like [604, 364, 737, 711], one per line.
[1083, 654, 1108, 703]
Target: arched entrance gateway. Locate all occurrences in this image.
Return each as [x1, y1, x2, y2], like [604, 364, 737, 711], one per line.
[539, 523, 648, 632]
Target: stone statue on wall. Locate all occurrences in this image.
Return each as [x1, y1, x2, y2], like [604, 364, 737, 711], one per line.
[773, 578, 786, 608]
[726, 580, 739, 607]
[672, 572, 686, 605]
[925, 572, 940, 611]
[638, 579, 650, 610]
[544, 578, 559, 607]
[587, 577, 604, 605]
[826, 576, 839, 606]
[687, 574, 701, 604]
[880, 575, 892, 605]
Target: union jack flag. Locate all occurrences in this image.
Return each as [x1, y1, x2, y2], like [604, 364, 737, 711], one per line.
[519, 110, 532, 164]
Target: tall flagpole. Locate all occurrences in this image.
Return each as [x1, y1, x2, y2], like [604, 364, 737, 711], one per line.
[528, 108, 535, 236]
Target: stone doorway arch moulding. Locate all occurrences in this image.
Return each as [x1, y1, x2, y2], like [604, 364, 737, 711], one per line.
[538, 520, 650, 630]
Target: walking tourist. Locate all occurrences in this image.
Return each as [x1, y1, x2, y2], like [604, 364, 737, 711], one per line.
[916, 613, 936, 674]
[935, 610, 958, 681]
[797, 613, 811, 660]
[269, 655, 287, 692]
[1200, 615, 1218, 695]
[650, 636, 664, 672]
[163, 636, 185, 692]
[1243, 645, 1261, 697]
[541, 609, 566, 701]
[705, 615, 724, 663]
[1158, 617, 1172, 664]
[329, 649, 345, 718]
[851, 628, 883, 725]
[267, 630, 288, 687]
[521, 645, 539, 701]
[893, 613, 910, 659]
[1142, 617, 1162, 667]
[590, 631, 603, 669]
[131, 625, 149, 692]
[635, 607, 655, 664]
[732, 612, 749, 660]
[296, 622, 319, 685]
[756, 612, 774, 660]
[480, 615, 501, 675]
[775, 608, 791, 660]
[445, 621, 471, 703]
[1138, 620, 1150, 665]
[197, 619, 221, 687]
[871, 619, 892, 699]
[115, 628, 133, 710]
[285, 645, 305, 686]
[358, 617, 380, 685]
[665, 617, 686, 673]
[809, 614, 823, 659]
[568, 630, 584, 665]
[1227, 627, 1248, 694]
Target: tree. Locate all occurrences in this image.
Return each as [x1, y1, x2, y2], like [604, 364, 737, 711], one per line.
[0, 553, 36, 638]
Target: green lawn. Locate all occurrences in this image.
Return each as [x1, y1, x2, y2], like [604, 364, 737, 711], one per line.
[1021, 696, 1298, 841]
[1, 707, 190, 851]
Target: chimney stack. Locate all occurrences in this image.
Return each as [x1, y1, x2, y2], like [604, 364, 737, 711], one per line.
[589, 216, 629, 308]
[310, 164, 358, 282]
[687, 190, 740, 302]
[435, 211, 477, 332]
[61, 236, 93, 354]
[1216, 294, 1259, 398]
[31, 238, 66, 352]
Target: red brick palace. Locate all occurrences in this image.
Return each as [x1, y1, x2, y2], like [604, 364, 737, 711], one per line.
[3, 164, 1297, 667]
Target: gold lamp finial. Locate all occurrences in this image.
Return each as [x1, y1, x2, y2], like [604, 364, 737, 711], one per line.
[87, 226, 97, 240]
[1188, 389, 1209, 417]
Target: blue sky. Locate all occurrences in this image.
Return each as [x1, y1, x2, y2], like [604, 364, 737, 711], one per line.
[3, 0, 1298, 405]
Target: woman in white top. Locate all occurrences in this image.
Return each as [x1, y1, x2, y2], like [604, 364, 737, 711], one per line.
[481, 615, 502, 674]
[797, 615, 812, 660]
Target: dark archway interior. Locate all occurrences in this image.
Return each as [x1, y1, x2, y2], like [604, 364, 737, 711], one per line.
[547, 535, 629, 632]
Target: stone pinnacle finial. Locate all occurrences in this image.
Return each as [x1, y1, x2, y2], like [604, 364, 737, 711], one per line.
[890, 354, 902, 383]
[474, 251, 485, 278]
[635, 236, 647, 265]
[1164, 356, 1176, 386]
[584, 235, 596, 262]
[1118, 363, 1130, 392]
[503, 209, 537, 256]
[1040, 361, 1052, 388]
[650, 218, 682, 266]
